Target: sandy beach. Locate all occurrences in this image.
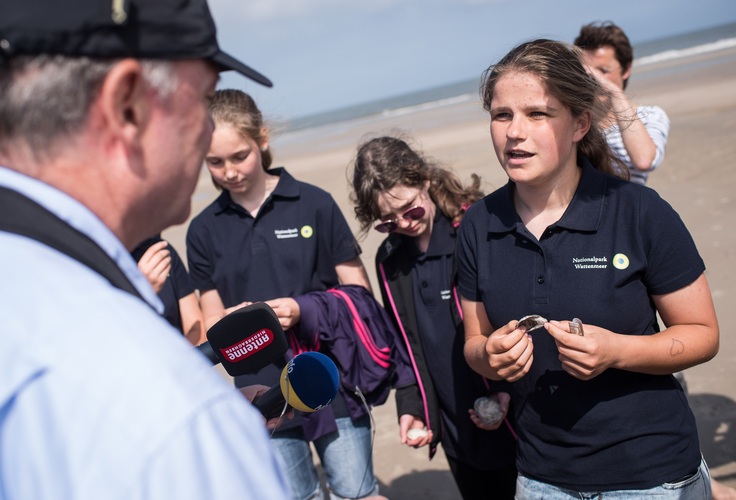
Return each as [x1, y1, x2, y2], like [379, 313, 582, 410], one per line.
[164, 45, 736, 498]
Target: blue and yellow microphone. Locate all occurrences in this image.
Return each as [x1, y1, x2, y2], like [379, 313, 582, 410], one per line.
[253, 351, 340, 419]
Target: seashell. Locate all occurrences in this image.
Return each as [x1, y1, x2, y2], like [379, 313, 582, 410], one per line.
[407, 428, 429, 440]
[517, 314, 548, 332]
[474, 396, 503, 426]
[569, 317, 584, 336]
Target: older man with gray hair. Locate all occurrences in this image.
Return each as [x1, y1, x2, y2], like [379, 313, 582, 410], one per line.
[0, 0, 290, 498]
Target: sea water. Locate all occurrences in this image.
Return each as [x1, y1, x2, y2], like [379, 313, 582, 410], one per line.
[282, 21, 736, 134]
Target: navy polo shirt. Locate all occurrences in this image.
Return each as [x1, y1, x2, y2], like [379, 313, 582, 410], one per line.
[456, 158, 704, 490]
[187, 167, 361, 305]
[413, 213, 506, 467]
[186, 168, 361, 423]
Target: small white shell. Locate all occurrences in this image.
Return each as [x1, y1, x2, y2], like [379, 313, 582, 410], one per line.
[407, 428, 429, 440]
[517, 314, 548, 332]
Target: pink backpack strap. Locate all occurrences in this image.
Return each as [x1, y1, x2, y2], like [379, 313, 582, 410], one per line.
[378, 263, 433, 435]
[328, 288, 390, 368]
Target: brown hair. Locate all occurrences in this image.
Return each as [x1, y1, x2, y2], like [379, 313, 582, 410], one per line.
[350, 135, 484, 235]
[208, 89, 272, 169]
[574, 21, 633, 89]
[480, 38, 628, 180]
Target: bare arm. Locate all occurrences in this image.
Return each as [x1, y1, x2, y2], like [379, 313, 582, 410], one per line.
[588, 65, 659, 171]
[609, 88, 659, 172]
[178, 292, 205, 346]
[335, 256, 373, 293]
[621, 273, 718, 373]
[547, 274, 719, 380]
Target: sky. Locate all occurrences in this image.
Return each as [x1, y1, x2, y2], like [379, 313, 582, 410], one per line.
[209, 0, 736, 121]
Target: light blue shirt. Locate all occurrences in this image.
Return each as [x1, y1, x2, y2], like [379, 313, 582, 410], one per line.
[0, 168, 290, 499]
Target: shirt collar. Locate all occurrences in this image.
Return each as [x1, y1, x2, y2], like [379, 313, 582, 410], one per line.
[425, 211, 457, 257]
[214, 166, 299, 215]
[487, 156, 607, 235]
[406, 210, 456, 259]
[556, 156, 608, 232]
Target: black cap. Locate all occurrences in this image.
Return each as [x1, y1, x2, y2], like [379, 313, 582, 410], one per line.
[0, 0, 272, 87]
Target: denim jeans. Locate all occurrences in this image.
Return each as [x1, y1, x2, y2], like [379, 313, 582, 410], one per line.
[272, 415, 379, 500]
[515, 457, 711, 499]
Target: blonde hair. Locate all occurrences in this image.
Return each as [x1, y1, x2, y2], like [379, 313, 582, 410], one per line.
[208, 89, 272, 169]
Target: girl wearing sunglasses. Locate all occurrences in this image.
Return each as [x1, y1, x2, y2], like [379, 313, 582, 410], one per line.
[350, 135, 518, 499]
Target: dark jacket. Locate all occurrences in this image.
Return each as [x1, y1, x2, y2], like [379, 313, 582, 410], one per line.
[376, 213, 516, 466]
[293, 284, 419, 421]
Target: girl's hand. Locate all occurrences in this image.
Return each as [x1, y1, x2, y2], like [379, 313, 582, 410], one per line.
[469, 391, 511, 430]
[398, 414, 432, 448]
[239, 384, 294, 430]
[265, 297, 301, 330]
[487, 320, 535, 382]
[546, 320, 618, 380]
[136, 240, 171, 293]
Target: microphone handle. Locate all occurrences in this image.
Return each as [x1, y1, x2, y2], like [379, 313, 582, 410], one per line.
[252, 383, 287, 420]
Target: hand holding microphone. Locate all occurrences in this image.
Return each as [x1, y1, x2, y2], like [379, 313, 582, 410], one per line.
[240, 384, 295, 429]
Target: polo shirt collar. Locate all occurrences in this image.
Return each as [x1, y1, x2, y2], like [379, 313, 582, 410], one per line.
[406, 210, 456, 259]
[382, 209, 456, 260]
[213, 166, 300, 215]
[487, 156, 607, 235]
[556, 157, 608, 232]
[269, 167, 300, 199]
[425, 211, 456, 257]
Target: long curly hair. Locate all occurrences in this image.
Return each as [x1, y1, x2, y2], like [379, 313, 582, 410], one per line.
[350, 135, 484, 236]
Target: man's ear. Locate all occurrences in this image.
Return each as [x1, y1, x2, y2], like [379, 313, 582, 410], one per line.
[97, 59, 151, 146]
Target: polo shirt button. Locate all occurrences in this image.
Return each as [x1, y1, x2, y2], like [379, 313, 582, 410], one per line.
[537, 276, 545, 284]
[421, 281, 428, 288]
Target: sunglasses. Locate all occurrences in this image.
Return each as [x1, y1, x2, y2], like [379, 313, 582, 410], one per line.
[374, 206, 426, 233]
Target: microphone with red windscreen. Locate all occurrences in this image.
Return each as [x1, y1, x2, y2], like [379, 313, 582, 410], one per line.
[196, 302, 288, 376]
